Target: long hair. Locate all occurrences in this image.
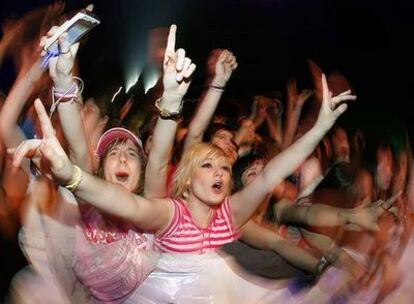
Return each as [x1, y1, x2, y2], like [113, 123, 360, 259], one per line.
[96, 138, 146, 194]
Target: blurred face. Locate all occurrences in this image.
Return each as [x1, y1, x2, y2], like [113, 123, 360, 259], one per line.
[331, 128, 350, 163]
[81, 99, 107, 145]
[255, 96, 280, 116]
[376, 148, 393, 191]
[211, 129, 238, 164]
[188, 157, 231, 206]
[241, 159, 265, 187]
[103, 140, 142, 192]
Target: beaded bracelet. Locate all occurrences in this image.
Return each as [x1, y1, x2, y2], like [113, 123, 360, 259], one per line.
[154, 97, 184, 120]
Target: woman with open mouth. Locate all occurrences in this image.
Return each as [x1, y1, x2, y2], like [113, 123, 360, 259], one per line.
[11, 49, 366, 303]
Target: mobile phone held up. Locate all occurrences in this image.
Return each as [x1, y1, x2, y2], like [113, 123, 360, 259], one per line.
[43, 10, 100, 54]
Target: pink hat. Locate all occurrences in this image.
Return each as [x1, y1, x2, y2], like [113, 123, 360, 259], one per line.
[96, 127, 143, 158]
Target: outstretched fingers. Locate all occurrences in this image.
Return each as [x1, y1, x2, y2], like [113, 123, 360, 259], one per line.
[164, 24, 177, 66]
[9, 139, 42, 168]
[183, 62, 196, 79]
[331, 93, 357, 108]
[321, 73, 330, 103]
[332, 103, 348, 120]
[34, 99, 55, 139]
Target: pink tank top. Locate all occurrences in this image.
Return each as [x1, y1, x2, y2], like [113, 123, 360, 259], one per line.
[73, 208, 158, 303]
[154, 197, 240, 254]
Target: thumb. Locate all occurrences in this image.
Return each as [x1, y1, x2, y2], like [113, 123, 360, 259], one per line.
[39, 141, 61, 169]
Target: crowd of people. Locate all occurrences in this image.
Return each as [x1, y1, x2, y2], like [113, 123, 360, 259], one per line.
[1, 3, 413, 304]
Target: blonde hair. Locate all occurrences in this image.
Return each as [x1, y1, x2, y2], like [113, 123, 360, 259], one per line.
[173, 143, 232, 198]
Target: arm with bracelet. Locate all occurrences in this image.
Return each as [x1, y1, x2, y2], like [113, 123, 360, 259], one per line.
[183, 49, 237, 152]
[43, 8, 95, 173]
[0, 49, 45, 208]
[144, 24, 196, 199]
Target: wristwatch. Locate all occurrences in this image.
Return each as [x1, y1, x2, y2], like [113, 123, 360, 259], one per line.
[315, 256, 330, 276]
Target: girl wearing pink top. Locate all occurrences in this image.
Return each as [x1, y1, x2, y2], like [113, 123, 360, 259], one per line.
[71, 127, 158, 304]
[12, 61, 356, 290]
[40, 23, 197, 303]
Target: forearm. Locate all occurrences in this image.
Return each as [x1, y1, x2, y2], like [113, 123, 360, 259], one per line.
[232, 126, 327, 227]
[300, 228, 363, 279]
[73, 169, 140, 221]
[241, 221, 318, 273]
[72, 168, 171, 231]
[184, 87, 223, 150]
[271, 238, 319, 273]
[144, 94, 180, 198]
[57, 101, 92, 172]
[266, 115, 283, 145]
[278, 199, 348, 227]
[283, 107, 303, 148]
[261, 125, 326, 193]
[0, 61, 43, 147]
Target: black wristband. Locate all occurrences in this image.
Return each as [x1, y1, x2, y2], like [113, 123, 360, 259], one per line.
[315, 256, 330, 275]
[209, 84, 225, 92]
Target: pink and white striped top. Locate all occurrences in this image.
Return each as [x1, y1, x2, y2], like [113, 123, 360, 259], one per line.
[154, 197, 240, 254]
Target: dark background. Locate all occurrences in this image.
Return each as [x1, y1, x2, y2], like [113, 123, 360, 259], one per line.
[1, 0, 414, 298]
[2, 0, 414, 125]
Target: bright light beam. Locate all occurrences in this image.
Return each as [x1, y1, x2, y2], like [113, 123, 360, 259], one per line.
[111, 86, 123, 103]
[143, 68, 160, 93]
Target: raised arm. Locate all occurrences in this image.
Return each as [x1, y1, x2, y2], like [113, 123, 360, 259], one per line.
[264, 102, 284, 146]
[183, 49, 237, 151]
[283, 79, 313, 148]
[11, 99, 173, 232]
[144, 25, 196, 198]
[42, 20, 92, 172]
[0, 60, 43, 150]
[0, 56, 46, 197]
[230, 74, 356, 227]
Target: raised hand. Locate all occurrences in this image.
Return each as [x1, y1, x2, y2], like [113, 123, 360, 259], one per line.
[286, 79, 313, 111]
[40, 5, 93, 91]
[234, 118, 256, 147]
[347, 191, 401, 231]
[9, 99, 73, 184]
[40, 26, 79, 90]
[162, 24, 196, 99]
[314, 74, 356, 132]
[211, 49, 238, 87]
